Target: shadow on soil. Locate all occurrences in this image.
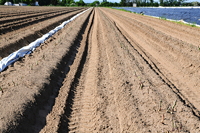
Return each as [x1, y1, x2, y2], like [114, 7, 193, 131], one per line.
[57, 10, 94, 133]
[5, 10, 92, 133]
[0, 9, 85, 59]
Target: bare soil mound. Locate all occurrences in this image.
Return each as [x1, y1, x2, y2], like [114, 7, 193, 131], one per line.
[0, 7, 87, 60]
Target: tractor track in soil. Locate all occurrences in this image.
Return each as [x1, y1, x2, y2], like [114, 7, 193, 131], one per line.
[0, 7, 200, 132]
[0, 7, 92, 133]
[100, 8, 200, 114]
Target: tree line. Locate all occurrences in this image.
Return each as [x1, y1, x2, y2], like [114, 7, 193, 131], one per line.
[0, 0, 199, 7]
[89, 0, 199, 7]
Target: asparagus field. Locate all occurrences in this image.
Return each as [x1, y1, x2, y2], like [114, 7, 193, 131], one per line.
[0, 7, 200, 132]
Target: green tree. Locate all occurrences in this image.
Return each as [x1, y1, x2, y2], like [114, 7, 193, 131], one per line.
[21, 0, 36, 5]
[120, 0, 126, 6]
[192, 1, 199, 6]
[38, 0, 51, 5]
[50, 0, 59, 5]
[88, 0, 100, 6]
[150, 0, 153, 5]
[159, 0, 164, 6]
[0, 0, 6, 5]
[100, 1, 115, 6]
[75, 0, 85, 6]
[61, 0, 66, 5]
[66, 0, 75, 5]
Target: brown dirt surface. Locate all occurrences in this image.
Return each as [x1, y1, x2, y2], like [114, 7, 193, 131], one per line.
[0, 7, 200, 132]
[0, 6, 87, 60]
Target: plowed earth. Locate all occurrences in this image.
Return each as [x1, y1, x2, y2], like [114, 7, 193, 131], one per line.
[0, 6, 87, 60]
[0, 7, 200, 132]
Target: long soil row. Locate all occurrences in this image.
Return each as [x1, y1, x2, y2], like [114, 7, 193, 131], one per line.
[41, 8, 200, 132]
[0, 7, 87, 60]
[0, 7, 92, 132]
[100, 8, 200, 113]
[0, 7, 75, 19]
[0, 8, 82, 34]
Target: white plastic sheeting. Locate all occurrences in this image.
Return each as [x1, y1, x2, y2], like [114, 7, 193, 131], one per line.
[0, 8, 91, 72]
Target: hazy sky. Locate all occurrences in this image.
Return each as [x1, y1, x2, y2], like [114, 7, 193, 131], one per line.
[84, 0, 200, 3]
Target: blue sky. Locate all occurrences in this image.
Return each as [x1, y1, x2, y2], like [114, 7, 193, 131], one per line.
[84, 0, 200, 3]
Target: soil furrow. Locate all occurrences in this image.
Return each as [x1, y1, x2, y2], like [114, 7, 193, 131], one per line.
[58, 10, 94, 132]
[0, 9, 68, 27]
[97, 8, 198, 132]
[0, 7, 55, 18]
[0, 8, 75, 23]
[100, 8, 200, 112]
[104, 8, 200, 118]
[66, 10, 96, 133]
[0, 7, 79, 19]
[39, 8, 94, 133]
[0, 7, 200, 132]
[100, 8, 200, 118]
[0, 8, 87, 60]
[0, 8, 86, 35]
[134, 14, 200, 46]
[0, 8, 92, 132]
[111, 10, 200, 46]
[95, 9, 123, 132]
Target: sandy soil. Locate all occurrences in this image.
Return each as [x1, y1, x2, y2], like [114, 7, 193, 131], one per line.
[0, 7, 200, 132]
[0, 6, 87, 60]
